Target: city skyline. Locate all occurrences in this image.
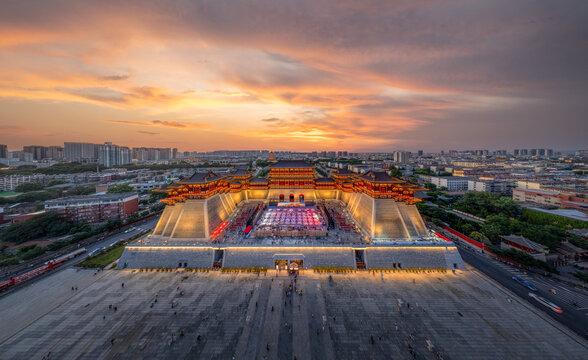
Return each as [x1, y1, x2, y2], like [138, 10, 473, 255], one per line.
[1, 1, 587, 152]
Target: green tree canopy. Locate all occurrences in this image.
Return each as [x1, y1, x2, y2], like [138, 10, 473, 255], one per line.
[15, 182, 44, 192]
[107, 184, 135, 194]
[454, 192, 519, 218]
[389, 166, 402, 177]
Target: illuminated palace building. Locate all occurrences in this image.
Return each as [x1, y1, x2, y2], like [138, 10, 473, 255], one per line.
[118, 160, 465, 271]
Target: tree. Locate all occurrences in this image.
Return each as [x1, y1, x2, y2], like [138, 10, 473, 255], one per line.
[15, 190, 61, 203]
[47, 180, 68, 187]
[256, 160, 272, 167]
[469, 231, 490, 245]
[413, 168, 431, 175]
[389, 167, 402, 177]
[107, 184, 135, 194]
[15, 182, 44, 192]
[424, 183, 437, 191]
[454, 192, 519, 218]
[0, 212, 75, 244]
[68, 185, 95, 195]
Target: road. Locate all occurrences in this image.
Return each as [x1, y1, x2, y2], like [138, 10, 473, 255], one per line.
[455, 240, 588, 339]
[80, 216, 159, 261]
[0, 216, 160, 294]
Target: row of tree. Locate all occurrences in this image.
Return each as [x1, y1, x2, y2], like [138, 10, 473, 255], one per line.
[417, 202, 587, 250]
[453, 192, 519, 218]
[0, 161, 200, 176]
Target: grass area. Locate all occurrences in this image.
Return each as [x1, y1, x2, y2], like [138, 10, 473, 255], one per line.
[0, 191, 22, 197]
[77, 243, 126, 269]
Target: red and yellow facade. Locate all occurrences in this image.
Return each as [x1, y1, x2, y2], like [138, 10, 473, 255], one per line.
[158, 162, 423, 205]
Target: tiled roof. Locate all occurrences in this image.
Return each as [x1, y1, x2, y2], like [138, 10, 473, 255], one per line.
[501, 235, 548, 251]
[269, 160, 314, 169]
[361, 171, 402, 183]
[315, 178, 335, 183]
[178, 171, 221, 184]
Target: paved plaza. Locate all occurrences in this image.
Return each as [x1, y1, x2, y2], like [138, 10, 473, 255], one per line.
[1, 268, 587, 359]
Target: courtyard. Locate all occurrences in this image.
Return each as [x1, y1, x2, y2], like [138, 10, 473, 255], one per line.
[0, 268, 586, 359]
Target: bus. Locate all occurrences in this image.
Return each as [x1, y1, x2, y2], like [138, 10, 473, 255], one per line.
[512, 276, 537, 291]
[528, 293, 563, 313]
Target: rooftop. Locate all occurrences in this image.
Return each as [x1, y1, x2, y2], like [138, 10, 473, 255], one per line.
[360, 171, 402, 183]
[269, 160, 314, 169]
[178, 171, 222, 184]
[45, 192, 137, 204]
[501, 234, 548, 252]
[249, 177, 269, 184]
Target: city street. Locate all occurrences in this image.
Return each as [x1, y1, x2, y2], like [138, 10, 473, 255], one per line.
[0, 216, 160, 293]
[454, 239, 588, 339]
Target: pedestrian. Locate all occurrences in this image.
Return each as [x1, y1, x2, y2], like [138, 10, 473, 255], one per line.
[121, 283, 124, 288]
[114, 306, 117, 311]
[111, 338, 115, 345]
[266, 343, 270, 351]
[109, 304, 112, 310]
[271, 306, 274, 312]
[370, 335, 374, 344]
[103, 315, 106, 320]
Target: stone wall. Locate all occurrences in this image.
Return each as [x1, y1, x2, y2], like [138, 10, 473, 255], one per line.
[223, 247, 355, 269]
[117, 247, 213, 269]
[365, 246, 466, 270]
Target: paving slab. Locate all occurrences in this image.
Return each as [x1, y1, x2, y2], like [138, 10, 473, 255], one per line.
[0, 269, 586, 360]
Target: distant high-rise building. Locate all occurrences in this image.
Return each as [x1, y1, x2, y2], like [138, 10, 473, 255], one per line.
[393, 151, 410, 164]
[98, 142, 131, 167]
[530, 149, 538, 156]
[172, 148, 178, 159]
[22, 145, 64, 160]
[64, 142, 99, 163]
[513, 149, 520, 156]
[132, 147, 173, 161]
[46, 146, 64, 160]
[544, 149, 553, 157]
[417, 150, 423, 156]
[520, 149, 528, 156]
[23, 145, 46, 160]
[0, 144, 8, 159]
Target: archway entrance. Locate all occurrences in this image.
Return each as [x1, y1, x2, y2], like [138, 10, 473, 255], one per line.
[279, 194, 285, 202]
[289, 194, 294, 202]
[299, 194, 304, 203]
[275, 259, 288, 270]
[274, 255, 305, 271]
[289, 259, 303, 270]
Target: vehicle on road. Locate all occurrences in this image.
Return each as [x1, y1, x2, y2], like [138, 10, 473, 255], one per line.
[528, 293, 563, 313]
[512, 276, 537, 291]
[87, 247, 104, 257]
[1, 248, 87, 292]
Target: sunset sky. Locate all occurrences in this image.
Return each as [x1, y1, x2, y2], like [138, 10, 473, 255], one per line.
[0, 0, 586, 152]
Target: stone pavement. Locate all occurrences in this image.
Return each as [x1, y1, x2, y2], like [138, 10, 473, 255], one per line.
[0, 269, 586, 359]
[0, 267, 108, 344]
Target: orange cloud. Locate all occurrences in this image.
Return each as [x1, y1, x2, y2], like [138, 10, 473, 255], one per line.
[105, 120, 211, 129]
